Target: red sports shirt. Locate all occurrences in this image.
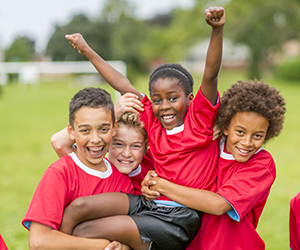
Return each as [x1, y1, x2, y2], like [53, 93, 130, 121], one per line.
[139, 89, 220, 201]
[22, 152, 133, 230]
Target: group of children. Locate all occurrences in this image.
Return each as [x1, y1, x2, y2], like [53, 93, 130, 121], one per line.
[19, 5, 294, 250]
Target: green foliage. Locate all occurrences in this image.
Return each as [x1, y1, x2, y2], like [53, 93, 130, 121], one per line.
[5, 36, 36, 62]
[278, 57, 300, 81]
[225, 0, 300, 79]
[46, 14, 112, 61]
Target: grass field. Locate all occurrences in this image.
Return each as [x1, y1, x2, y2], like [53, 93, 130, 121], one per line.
[0, 69, 299, 249]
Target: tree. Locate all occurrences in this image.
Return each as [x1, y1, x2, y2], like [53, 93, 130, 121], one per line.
[225, 0, 300, 79]
[5, 36, 36, 62]
[46, 14, 112, 61]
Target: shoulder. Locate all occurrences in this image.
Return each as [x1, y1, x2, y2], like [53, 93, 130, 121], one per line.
[291, 192, 300, 207]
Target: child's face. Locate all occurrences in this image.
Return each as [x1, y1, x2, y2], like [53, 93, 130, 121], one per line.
[223, 111, 269, 163]
[68, 106, 117, 171]
[109, 124, 146, 174]
[150, 78, 193, 130]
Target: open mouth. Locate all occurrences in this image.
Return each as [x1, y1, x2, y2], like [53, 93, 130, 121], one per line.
[87, 146, 104, 158]
[161, 114, 176, 124]
[237, 147, 252, 155]
[118, 159, 134, 164]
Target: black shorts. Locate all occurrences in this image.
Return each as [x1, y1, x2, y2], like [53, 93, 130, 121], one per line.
[126, 194, 202, 250]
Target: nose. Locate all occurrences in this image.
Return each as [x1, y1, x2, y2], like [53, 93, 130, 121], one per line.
[122, 147, 132, 157]
[90, 131, 101, 144]
[160, 99, 170, 111]
[241, 135, 252, 147]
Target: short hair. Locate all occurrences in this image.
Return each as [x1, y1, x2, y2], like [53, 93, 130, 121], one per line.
[148, 63, 194, 97]
[69, 87, 115, 128]
[117, 112, 148, 151]
[216, 79, 286, 142]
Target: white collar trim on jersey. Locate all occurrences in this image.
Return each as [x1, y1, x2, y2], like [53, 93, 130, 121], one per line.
[166, 123, 184, 135]
[219, 137, 264, 160]
[128, 164, 142, 177]
[69, 152, 112, 178]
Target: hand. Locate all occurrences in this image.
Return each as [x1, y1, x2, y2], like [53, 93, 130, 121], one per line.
[114, 93, 144, 121]
[105, 241, 131, 250]
[205, 6, 225, 28]
[65, 33, 90, 54]
[212, 124, 221, 141]
[141, 170, 161, 200]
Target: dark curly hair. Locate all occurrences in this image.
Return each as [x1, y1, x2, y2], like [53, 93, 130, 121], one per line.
[148, 63, 194, 97]
[216, 79, 286, 142]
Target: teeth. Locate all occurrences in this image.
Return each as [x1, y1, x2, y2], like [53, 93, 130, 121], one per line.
[239, 148, 250, 153]
[88, 146, 104, 156]
[119, 160, 133, 164]
[162, 115, 175, 120]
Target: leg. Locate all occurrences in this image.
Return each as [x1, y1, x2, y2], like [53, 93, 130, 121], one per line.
[60, 192, 129, 234]
[73, 215, 150, 250]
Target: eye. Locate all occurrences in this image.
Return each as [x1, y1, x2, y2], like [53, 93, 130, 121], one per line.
[236, 130, 244, 135]
[169, 96, 177, 102]
[100, 127, 110, 133]
[152, 99, 161, 105]
[253, 134, 263, 140]
[132, 144, 142, 150]
[80, 129, 90, 134]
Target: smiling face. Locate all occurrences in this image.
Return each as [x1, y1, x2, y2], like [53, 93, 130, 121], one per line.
[224, 111, 269, 163]
[68, 106, 117, 171]
[150, 77, 194, 130]
[108, 124, 146, 174]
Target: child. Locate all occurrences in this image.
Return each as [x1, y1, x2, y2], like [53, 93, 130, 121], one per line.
[58, 6, 225, 250]
[22, 87, 133, 250]
[142, 80, 286, 250]
[290, 192, 300, 250]
[51, 93, 153, 195]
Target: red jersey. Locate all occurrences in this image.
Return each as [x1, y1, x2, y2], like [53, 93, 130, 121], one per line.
[139, 89, 220, 201]
[22, 152, 133, 231]
[189, 138, 276, 250]
[129, 150, 154, 195]
[0, 235, 8, 250]
[290, 192, 300, 250]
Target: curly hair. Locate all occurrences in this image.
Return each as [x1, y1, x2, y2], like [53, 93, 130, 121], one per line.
[216, 79, 286, 142]
[148, 63, 194, 97]
[118, 112, 148, 152]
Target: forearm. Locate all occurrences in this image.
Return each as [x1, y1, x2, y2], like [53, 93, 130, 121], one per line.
[51, 127, 75, 158]
[29, 222, 110, 250]
[82, 47, 142, 100]
[201, 26, 223, 104]
[152, 177, 231, 215]
[204, 26, 223, 80]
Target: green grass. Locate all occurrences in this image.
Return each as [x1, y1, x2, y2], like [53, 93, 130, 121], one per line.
[0, 70, 298, 249]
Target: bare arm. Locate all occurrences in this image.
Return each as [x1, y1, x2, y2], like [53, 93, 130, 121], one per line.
[201, 6, 225, 105]
[29, 222, 110, 250]
[51, 127, 76, 158]
[66, 33, 143, 100]
[142, 175, 231, 216]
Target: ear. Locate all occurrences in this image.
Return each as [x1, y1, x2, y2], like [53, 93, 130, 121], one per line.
[67, 123, 76, 141]
[187, 93, 194, 105]
[112, 122, 118, 137]
[223, 128, 229, 136]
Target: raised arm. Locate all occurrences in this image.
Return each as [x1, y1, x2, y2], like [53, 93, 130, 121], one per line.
[65, 33, 143, 100]
[201, 6, 225, 105]
[142, 175, 231, 216]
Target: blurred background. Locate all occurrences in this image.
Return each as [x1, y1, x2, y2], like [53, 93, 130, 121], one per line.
[0, 0, 300, 249]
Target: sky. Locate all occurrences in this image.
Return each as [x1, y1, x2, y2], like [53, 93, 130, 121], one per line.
[0, 0, 193, 53]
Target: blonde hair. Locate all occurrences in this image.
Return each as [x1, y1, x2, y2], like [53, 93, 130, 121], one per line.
[118, 112, 148, 151]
